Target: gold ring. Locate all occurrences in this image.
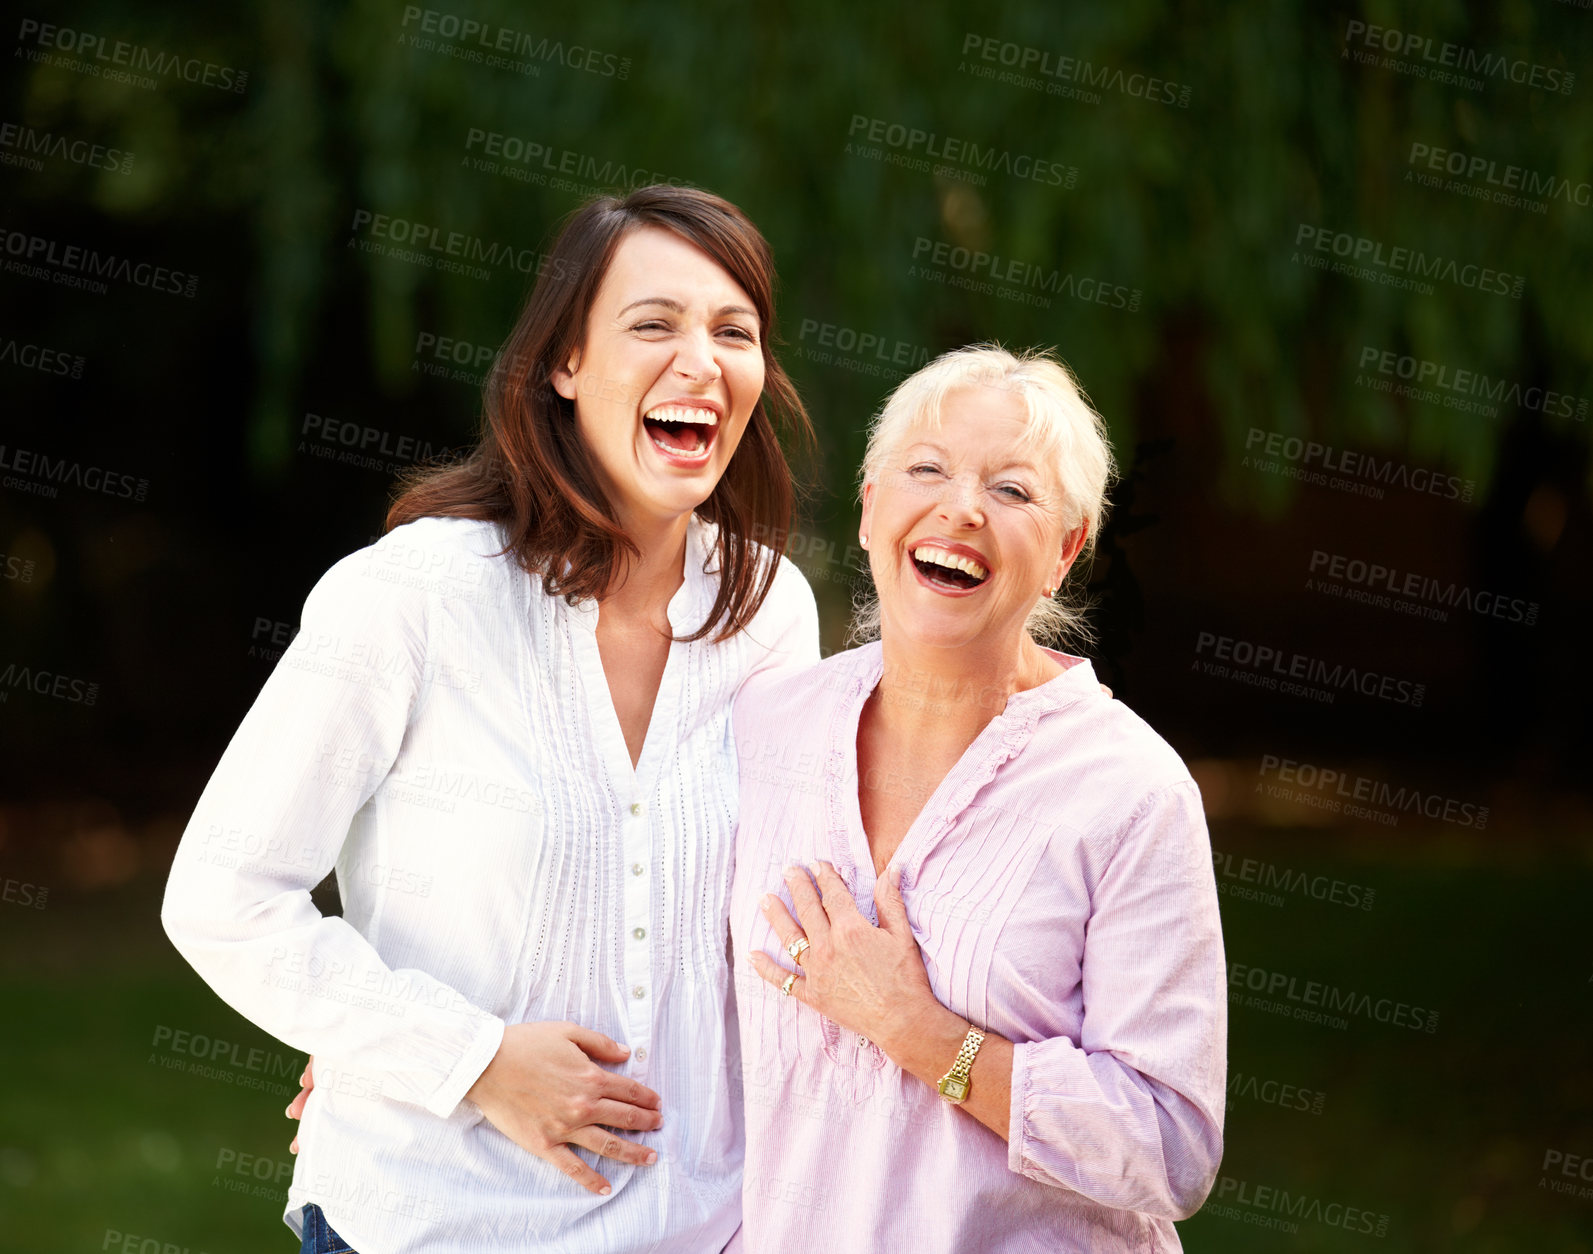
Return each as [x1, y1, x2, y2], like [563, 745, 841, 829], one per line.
[786, 936, 810, 963]
[780, 972, 798, 997]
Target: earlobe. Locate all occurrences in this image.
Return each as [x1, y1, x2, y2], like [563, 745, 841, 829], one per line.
[859, 482, 875, 540]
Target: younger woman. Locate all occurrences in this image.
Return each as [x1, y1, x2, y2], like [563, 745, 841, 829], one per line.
[162, 186, 819, 1253]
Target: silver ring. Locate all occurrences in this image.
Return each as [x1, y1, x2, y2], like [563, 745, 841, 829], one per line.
[786, 936, 810, 964]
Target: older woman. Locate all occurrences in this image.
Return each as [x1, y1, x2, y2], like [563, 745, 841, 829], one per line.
[732, 345, 1226, 1251]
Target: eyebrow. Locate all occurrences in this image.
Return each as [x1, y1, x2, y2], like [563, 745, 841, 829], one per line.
[903, 441, 1039, 475]
[616, 297, 759, 319]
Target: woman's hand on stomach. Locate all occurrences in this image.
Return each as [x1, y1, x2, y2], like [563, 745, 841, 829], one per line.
[283, 1025, 662, 1196]
[464, 1021, 663, 1196]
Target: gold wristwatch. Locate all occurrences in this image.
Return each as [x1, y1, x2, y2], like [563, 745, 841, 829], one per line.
[936, 1026, 985, 1103]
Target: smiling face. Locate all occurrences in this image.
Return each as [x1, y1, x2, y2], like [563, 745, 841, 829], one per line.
[551, 225, 765, 532]
[860, 384, 1087, 653]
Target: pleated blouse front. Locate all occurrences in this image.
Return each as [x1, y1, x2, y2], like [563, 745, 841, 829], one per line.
[729, 641, 1227, 1253]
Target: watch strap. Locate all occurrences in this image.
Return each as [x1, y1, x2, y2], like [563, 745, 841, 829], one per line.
[937, 1026, 985, 1103]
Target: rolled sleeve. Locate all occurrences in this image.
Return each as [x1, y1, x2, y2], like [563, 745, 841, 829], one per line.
[1007, 780, 1227, 1219]
[161, 542, 504, 1117]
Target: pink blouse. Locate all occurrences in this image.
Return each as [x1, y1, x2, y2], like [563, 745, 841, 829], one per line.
[728, 642, 1226, 1252]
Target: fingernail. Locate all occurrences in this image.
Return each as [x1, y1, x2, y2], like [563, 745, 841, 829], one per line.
[284, 1105, 293, 1118]
[783, 866, 801, 879]
[761, 894, 775, 909]
[644, 1151, 657, 1164]
[600, 1185, 612, 1196]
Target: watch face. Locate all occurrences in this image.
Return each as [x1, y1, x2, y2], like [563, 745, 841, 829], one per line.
[942, 1076, 969, 1102]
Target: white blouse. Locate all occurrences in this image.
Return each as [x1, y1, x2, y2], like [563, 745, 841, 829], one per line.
[161, 513, 820, 1253]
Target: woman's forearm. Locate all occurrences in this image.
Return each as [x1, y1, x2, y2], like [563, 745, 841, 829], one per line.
[882, 999, 1014, 1143]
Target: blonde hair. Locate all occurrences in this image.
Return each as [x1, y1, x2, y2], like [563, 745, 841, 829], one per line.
[849, 343, 1116, 647]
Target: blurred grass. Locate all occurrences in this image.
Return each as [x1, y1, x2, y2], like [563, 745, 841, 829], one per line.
[0, 830, 1589, 1252]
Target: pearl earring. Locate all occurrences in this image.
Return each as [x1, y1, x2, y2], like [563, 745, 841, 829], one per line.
[859, 534, 868, 548]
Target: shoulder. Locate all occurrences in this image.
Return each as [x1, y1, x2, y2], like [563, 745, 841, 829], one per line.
[734, 642, 868, 730]
[1045, 690, 1192, 787]
[304, 517, 514, 624]
[1016, 677, 1200, 839]
[720, 525, 821, 666]
[368, 515, 511, 576]
[750, 549, 819, 629]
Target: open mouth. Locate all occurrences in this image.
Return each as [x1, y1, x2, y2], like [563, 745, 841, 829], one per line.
[643, 404, 719, 463]
[911, 545, 990, 591]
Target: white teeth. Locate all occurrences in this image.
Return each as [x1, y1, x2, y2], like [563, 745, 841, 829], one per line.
[643, 405, 719, 426]
[912, 546, 988, 581]
[649, 432, 709, 459]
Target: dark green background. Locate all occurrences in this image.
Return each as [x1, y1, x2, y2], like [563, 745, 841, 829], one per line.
[1, 2, 1589, 1250]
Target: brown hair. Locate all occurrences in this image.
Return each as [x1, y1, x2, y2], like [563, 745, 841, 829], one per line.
[387, 185, 813, 642]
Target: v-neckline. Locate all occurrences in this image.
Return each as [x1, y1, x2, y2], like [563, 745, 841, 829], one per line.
[824, 650, 1007, 910]
[824, 642, 1091, 906]
[580, 619, 682, 788]
[567, 524, 702, 799]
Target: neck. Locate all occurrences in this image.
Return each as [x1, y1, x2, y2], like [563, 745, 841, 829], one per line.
[600, 508, 692, 623]
[873, 629, 1057, 737]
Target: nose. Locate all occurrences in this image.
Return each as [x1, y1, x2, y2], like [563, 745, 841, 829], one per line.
[936, 473, 985, 528]
[672, 329, 722, 384]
